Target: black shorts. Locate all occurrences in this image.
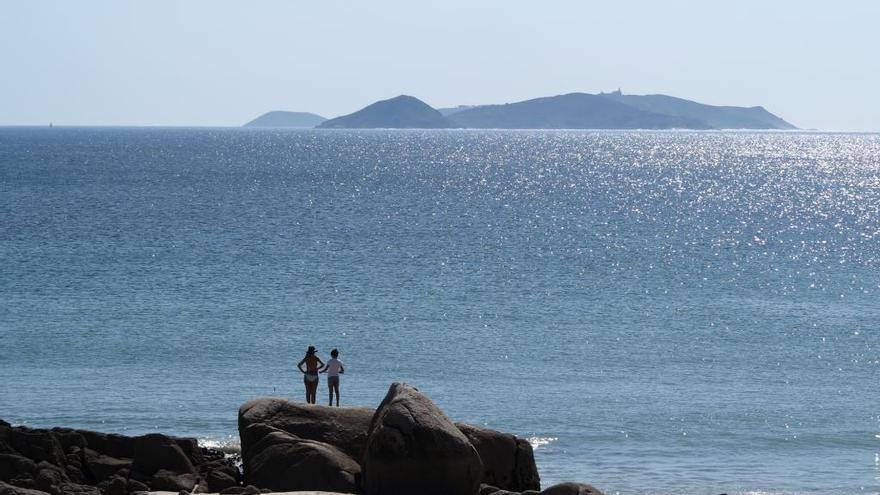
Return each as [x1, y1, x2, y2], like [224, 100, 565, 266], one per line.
[328, 376, 340, 387]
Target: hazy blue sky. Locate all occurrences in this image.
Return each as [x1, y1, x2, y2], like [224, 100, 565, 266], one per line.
[2, 1, 878, 129]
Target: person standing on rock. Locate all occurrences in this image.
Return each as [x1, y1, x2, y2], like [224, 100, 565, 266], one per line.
[321, 348, 345, 406]
[297, 345, 324, 404]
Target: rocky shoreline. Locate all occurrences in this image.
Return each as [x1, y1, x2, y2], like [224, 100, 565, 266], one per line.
[1, 383, 603, 495]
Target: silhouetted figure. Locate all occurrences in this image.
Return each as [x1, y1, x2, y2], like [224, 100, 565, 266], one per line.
[297, 346, 324, 404]
[321, 348, 345, 406]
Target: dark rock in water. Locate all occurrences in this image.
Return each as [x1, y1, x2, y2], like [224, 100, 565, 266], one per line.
[541, 482, 605, 495]
[82, 448, 130, 482]
[171, 437, 204, 467]
[149, 469, 197, 492]
[7, 430, 65, 467]
[206, 468, 239, 492]
[239, 397, 374, 460]
[74, 430, 135, 460]
[32, 461, 99, 495]
[47, 430, 86, 453]
[0, 454, 36, 481]
[363, 382, 482, 495]
[457, 422, 541, 492]
[0, 480, 52, 495]
[131, 434, 195, 476]
[242, 425, 360, 492]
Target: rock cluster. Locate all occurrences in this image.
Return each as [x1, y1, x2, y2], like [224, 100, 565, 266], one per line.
[3, 382, 604, 495]
[0, 419, 238, 494]
[239, 382, 588, 495]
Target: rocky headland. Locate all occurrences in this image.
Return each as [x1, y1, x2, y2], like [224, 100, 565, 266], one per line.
[1, 383, 603, 495]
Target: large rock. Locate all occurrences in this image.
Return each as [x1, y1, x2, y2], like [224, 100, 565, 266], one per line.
[149, 469, 197, 492]
[0, 480, 51, 495]
[457, 423, 540, 492]
[131, 434, 194, 477]
[362, 383, 482, 495]
[82, 449, 131, 482]
[541, 482, 605, 495]
[241, 424, 360, 493]
[239, 397, 374, 460]
[206, 468, 238, 492]
[7, 430, 64, 467]
[0, 455, 36, 482]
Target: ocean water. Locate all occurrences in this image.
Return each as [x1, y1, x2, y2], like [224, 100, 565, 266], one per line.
[1, 128, 879, 495]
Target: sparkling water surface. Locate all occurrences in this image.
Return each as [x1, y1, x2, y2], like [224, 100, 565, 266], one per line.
[1, 128, 879, 495]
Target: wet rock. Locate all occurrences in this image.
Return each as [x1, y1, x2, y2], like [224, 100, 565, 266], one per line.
[82, 448, 131, 482]
[363, 382, 482, 495]
[242, 425, 360, 492]
[47, 430, 86, 453]
[458, 422, 541, 492]
[33, 462, 67, 494]
[131, 434, 194, 477]
[206, 469, 239, 492]
[239, 397, 375, 460]
[0, 454, 36, 481]
[149, 469, 197, 492]
[8, 430, 64, 467]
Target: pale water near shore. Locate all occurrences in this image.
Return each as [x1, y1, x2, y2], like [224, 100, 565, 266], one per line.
[1, 128, 879, 494]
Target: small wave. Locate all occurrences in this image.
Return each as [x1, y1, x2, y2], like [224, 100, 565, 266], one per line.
[198, 437, 241, 454]
[527, 436, 557, 450]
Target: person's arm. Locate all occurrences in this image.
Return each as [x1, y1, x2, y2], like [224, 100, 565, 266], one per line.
[297, 358, 306, 373]
[339, 362, 345, 374]
[316, 358, 326, 371]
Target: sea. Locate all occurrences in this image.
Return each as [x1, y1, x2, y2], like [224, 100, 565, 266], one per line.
[1, 128, 878, 495]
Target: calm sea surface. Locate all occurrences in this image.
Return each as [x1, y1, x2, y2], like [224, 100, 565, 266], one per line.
[1, 128, 879, 494]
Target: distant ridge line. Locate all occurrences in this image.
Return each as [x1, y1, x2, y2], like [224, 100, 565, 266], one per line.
[244, 92, 796, 130]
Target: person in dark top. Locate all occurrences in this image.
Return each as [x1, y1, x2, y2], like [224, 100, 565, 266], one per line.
[297, 346, 324, 404]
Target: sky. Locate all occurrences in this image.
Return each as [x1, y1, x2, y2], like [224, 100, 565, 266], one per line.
[2, 0, 879, 130]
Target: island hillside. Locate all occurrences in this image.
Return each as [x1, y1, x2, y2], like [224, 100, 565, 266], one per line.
[598, 90, 796, 129]
[447, 93, 709, 129]
[244, 111, 326, 128]
[318, 95, 452, 129]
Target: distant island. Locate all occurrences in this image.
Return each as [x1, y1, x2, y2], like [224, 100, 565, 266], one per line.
[244, 91, 796, 130]
[244, 111, 327, 128]
[319, 95, 451, 129]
